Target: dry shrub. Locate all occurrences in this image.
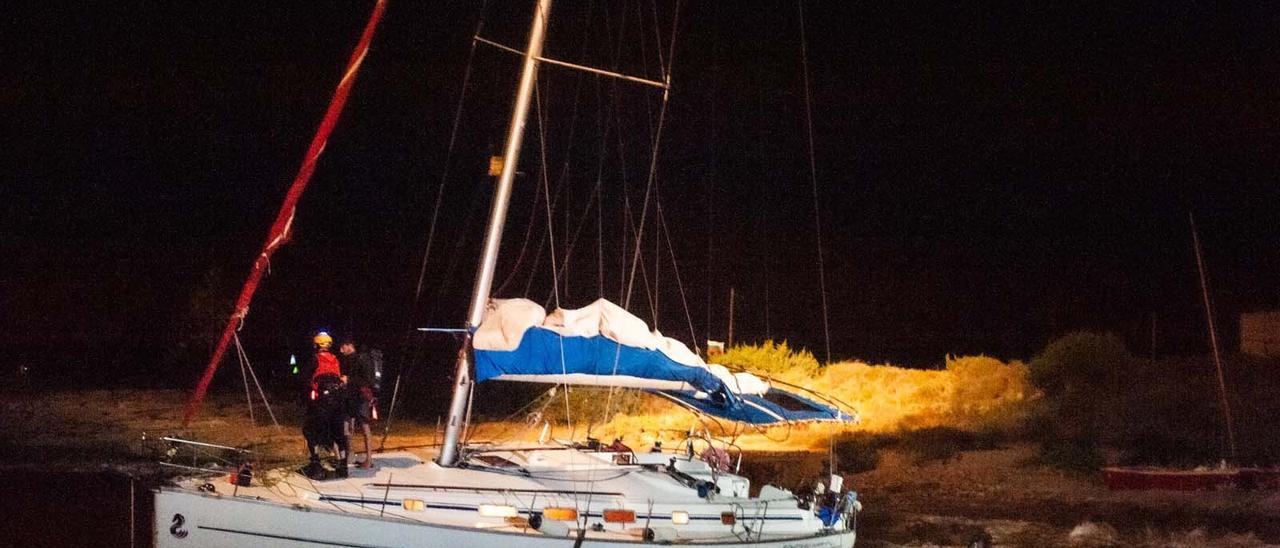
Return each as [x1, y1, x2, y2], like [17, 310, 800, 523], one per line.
[945, 355, 1036, 432]
[597, 342, 1037, 451]
[716, 340, 820, 379]
[809, 355, 1034, 434]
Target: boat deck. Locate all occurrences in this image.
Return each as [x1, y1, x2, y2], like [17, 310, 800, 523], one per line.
[169, 445, 836, 543]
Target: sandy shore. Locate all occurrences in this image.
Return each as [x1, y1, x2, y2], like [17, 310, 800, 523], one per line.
[3, 389, 1279, 547]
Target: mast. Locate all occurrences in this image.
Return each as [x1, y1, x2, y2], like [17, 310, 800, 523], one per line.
[1190, 211, 1238, 464]
[438, 0, 553, 467]
[182, 0, 388, 427]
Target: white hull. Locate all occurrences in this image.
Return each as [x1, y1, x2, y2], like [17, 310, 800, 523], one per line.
[156, 488, 853, 547]
[153, 449, 857, 548]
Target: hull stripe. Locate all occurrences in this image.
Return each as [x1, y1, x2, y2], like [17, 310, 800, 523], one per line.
[319, 495, 802, 521]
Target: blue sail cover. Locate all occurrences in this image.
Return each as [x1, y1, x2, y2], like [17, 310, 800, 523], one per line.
[471, 299, 853, 425]
[475, 327, 732, 402]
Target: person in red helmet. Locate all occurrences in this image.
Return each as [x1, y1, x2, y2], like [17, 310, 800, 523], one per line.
[302, 331, 349, 479]
[310, 332, 342, 386]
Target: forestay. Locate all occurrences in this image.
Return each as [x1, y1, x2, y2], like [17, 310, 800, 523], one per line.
[472, 298, 853, 425]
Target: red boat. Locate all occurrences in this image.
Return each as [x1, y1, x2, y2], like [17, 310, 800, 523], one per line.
[1103, 467, 1280, 491]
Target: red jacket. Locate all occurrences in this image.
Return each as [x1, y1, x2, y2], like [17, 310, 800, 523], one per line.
[312, 350, 342, 383]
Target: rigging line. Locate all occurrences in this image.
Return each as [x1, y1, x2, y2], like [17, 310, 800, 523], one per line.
[623, 197, 658, 319]
[501, 4, 596, 297]
[590, 0, 623, 315]
[654, 184, 660, 328]
[594, 0, 644, 459]
[235, 333, 255, 426]
[387, 181, 486, 447]
[534, 77, 574, 436]
[621, 82, 670, 309]
[622, 0, 681, 310]
[657, 199, 701, 355]
[388, 174, 490, 445]
[1190, 211, 1238, 463]
[460, 378, 477, 446]
[603, 1, 632, 304]
[594, 75, 607, 300]
[634, 0, 658, 158]
[547, 6, 599, 302]
[234, 333, 281, 430]
[473, 37, 668, 90]
[521, 218, 548, 297]
[581, 0, 624, 308]
[601, 162, 675, 432]
[481, 386, 558, 447]
[798, 0, 832, 364]
[511, 100, 569, 299]
[535, 80, 560, 306]
[548, 167, 606, 300]
[416, 12, 491, 304]
[613, 81, 630, 305]
[516, 82, 587, 301]
[495, 165, 546, 295]
[521, 166, 578, 301]
[537, 21, 596, 304]
[428, 173, 488, 321]
[704, 1, 721, 350]
[584, 20, 612, 303]
[649, 0, 667, 77]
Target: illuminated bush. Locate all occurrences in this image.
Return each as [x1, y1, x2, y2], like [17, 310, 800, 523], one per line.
[811, 355, 1033, 434]
[597, 342, 1037, 451]
[586, 334, 1280, 468]
[945, 355, 1035, 431]
[715, 340, 820, 379]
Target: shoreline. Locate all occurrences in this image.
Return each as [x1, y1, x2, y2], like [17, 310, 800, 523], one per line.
[4, 389, 1279, 546]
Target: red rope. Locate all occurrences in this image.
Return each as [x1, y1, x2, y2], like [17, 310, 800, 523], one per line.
[184, 0, 389, 427]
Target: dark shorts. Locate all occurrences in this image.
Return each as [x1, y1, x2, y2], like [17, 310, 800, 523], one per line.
[352, 387, 378, 426]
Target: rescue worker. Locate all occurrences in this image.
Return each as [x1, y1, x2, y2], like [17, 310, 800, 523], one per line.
[302, 331, 349, 479]
[338, 338, 380, 469]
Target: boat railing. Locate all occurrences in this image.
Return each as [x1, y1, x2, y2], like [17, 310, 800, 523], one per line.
[147, 434, 251, 476]
[678, 430, 745, 473]
[717, 363, 861, 422]
[745, 500, 769, 541]
[364, 483, 625, 499]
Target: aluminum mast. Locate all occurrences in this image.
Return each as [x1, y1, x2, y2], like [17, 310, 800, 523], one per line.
[438, 0, 553, 467]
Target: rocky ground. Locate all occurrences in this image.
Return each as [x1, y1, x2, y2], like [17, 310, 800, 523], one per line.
[3, 389, 1279, 547]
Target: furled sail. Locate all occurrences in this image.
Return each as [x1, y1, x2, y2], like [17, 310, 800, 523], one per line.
[472, 298, 853, 425]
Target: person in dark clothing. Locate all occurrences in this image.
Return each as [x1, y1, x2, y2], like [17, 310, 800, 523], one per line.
[338, 339, 381, 469]
[302, 331, 349, 479]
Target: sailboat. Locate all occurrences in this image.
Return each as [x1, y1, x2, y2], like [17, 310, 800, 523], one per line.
[155, 1, 860, 546]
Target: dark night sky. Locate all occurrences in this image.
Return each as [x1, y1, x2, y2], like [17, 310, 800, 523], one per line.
[4, 1, 1279, 388]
